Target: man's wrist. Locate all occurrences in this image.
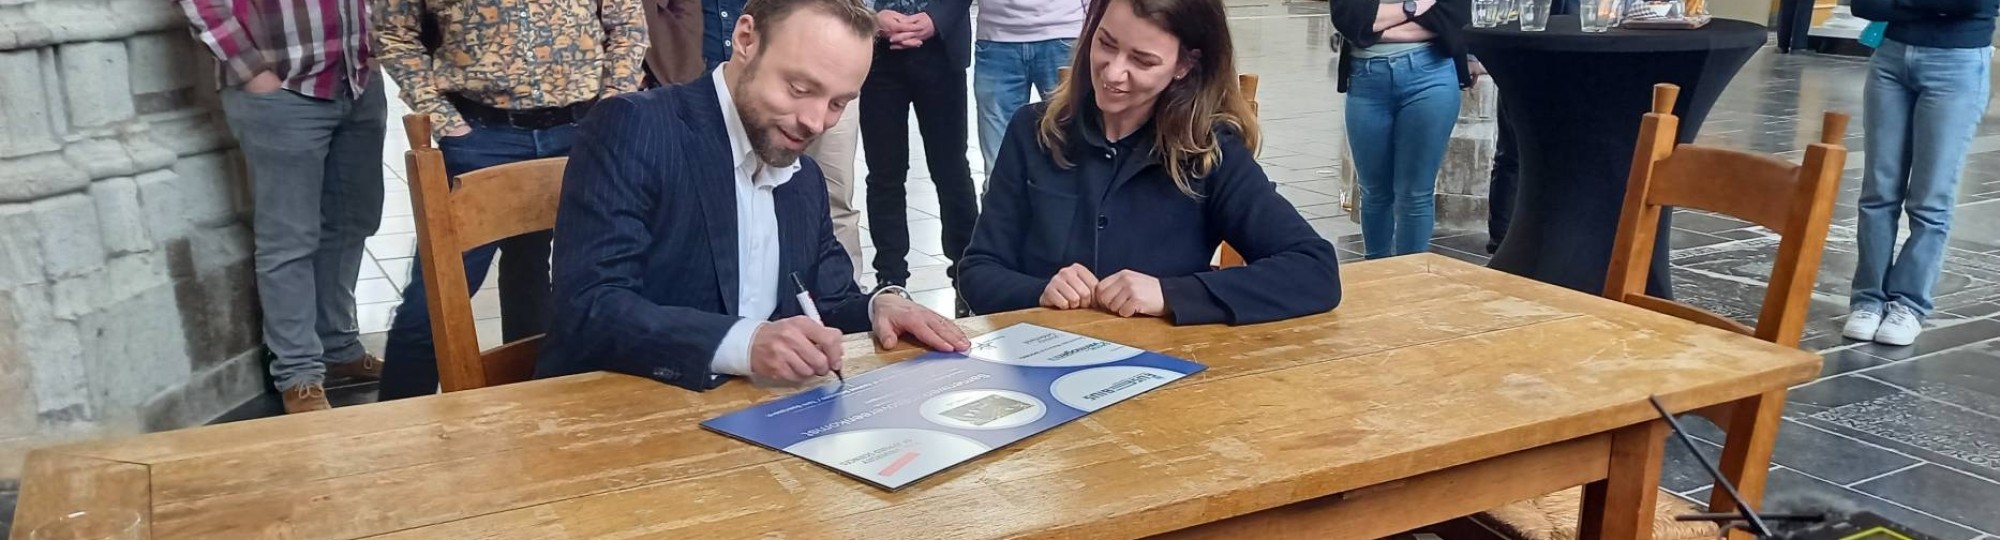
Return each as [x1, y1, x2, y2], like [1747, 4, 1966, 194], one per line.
[867, 285, 910, 324]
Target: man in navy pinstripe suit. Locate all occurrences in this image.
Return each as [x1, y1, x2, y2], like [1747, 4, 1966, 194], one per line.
[536, 0, 971, 391]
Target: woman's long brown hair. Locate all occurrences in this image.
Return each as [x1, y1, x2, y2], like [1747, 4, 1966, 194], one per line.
[1036, 0, 1260, 198]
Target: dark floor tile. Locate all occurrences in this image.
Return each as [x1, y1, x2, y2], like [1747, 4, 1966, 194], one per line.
[1714, 228, 1773, 241]
[1687, 468, 1984, 540]
[1767, 419, 1920, 485]
[1671, 229, 1733, 250]
[1661, 431, 1728, 494]
[1797, 379, 2000, 484]
[1942, 301, 2000, 319]
[1820, 348, 1893, 378]
[1671, 270, 1767, 324]
[1855, 465, 2000, 535]
[1785, 375, 1904, 418]
[1855, 319, 2000, 362]
[1864, 340, 2000, 416]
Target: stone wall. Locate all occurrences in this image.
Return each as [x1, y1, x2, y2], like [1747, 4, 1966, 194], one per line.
[0, 0, 264, 481]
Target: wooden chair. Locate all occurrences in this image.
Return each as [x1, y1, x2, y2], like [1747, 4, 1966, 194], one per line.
[1054, 68, 1258, 268]
[1485, 84, 1849, 540]
[1605, 83, 1848, 349]
[401, 114, 569, 392]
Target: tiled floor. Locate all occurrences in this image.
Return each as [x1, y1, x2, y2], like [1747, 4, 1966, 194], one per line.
[209, 2, 2000, 538]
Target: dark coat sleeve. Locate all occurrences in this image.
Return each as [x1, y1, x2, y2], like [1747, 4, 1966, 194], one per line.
[925, 0, 974, 48]
[798, 159, 876, 334]
[1330, 0, 1387, 49]
[1159, 132, 1343, 325]
[1896, 0, 1996, 16]
[1853, 0, 1926, 20]
[959, 106, 1055, 314]
[548, 94, 742, 390]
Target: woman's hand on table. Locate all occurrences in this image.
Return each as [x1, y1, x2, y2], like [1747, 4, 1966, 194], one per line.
[1040, 264, 1100, 310]
[1095, 270, 1169, 318]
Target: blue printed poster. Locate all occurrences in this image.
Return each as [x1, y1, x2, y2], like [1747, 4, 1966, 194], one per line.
[702, 323, 1207, 490]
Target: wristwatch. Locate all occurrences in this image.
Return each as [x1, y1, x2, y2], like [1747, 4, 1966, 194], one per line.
[872, 284, 913, 303]
[1403, 0, 1420, 19]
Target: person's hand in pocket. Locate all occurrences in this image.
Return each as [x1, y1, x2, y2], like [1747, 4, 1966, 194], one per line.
[244, 71, 283, 94]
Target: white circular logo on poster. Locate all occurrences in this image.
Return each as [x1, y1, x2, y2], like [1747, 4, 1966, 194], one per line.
[919, 389, 1047, 430]
[784, 428, 990, 488]
[1050, 366, 1182, 412]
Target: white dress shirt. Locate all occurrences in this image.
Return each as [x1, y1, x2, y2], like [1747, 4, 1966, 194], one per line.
[710, 66, 803, 377]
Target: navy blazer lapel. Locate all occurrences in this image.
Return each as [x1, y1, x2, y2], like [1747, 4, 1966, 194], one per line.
[683, 73, 741, 315]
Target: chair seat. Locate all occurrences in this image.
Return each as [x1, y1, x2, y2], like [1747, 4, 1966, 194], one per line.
[1480, 488, 1718, 540]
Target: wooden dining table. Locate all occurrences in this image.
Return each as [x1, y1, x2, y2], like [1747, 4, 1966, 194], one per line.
[11, 254, 1821, 540]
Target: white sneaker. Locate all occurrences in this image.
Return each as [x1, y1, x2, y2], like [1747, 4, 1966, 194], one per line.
[1874, 304, 1923, 347]
[1842, 309, 1882, 341]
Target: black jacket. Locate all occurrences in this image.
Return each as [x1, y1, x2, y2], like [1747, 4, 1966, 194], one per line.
[959, 103, 1343, 325]
[1853, 0, 1997, 48]
[1329, 0, 1474, 92]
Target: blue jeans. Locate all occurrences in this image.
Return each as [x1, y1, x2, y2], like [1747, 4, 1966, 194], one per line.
[1851, 39, 1992, 318]
[973, 38, 1073, 171]
[1344, 46, 1461, 259]
[377, 118, 575, 400]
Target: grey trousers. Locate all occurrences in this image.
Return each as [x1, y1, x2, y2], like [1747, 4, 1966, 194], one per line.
[220, 76, 387, 392]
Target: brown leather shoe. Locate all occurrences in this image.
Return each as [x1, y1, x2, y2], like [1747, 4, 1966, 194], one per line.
[283, 382, 331, 414]
[327, 354, 384, 381]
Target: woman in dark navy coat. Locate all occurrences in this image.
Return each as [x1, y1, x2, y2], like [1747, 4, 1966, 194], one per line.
[958, 0, 1342, 325]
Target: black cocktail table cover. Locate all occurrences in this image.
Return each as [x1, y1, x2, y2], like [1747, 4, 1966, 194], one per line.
[1467, 16, 1767, 298]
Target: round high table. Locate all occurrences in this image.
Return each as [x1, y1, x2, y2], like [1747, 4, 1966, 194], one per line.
[1466, 17, 1767, 298]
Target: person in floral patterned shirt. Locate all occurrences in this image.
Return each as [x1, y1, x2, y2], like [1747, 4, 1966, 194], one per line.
[370, 0, 648, 400]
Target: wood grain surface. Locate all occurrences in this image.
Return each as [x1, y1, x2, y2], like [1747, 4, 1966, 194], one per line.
[15, 255, 1820, 540]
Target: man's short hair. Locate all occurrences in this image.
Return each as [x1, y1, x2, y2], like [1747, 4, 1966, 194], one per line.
[741, 0, 877, 42]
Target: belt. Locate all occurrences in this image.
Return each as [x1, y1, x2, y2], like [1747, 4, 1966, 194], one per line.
[447, 94, 595, 130]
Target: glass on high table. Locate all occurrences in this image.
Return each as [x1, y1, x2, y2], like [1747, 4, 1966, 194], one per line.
[1519, 0, 1552, 30]
[1581, 0, 1621, 31]
[1474, 0, 1505, 27]
[1506, 0, 1520, 22]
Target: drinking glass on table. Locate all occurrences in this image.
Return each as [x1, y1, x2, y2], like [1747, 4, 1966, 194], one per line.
[1506, 0, 1520, 22]
[1474, 0, 1505, 27]
[30, 510, 142, 540]
[1520, 0, 1553, 30]
[1581, 0, 1621, 31]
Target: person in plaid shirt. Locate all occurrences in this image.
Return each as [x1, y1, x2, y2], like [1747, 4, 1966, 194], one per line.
[370, 0, 648, 401]
[177, 0, 388, 414]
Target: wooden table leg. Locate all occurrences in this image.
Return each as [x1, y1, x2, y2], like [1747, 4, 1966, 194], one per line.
[1579, 420, 1668, 540]
[1708, 390, 1787, 540]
